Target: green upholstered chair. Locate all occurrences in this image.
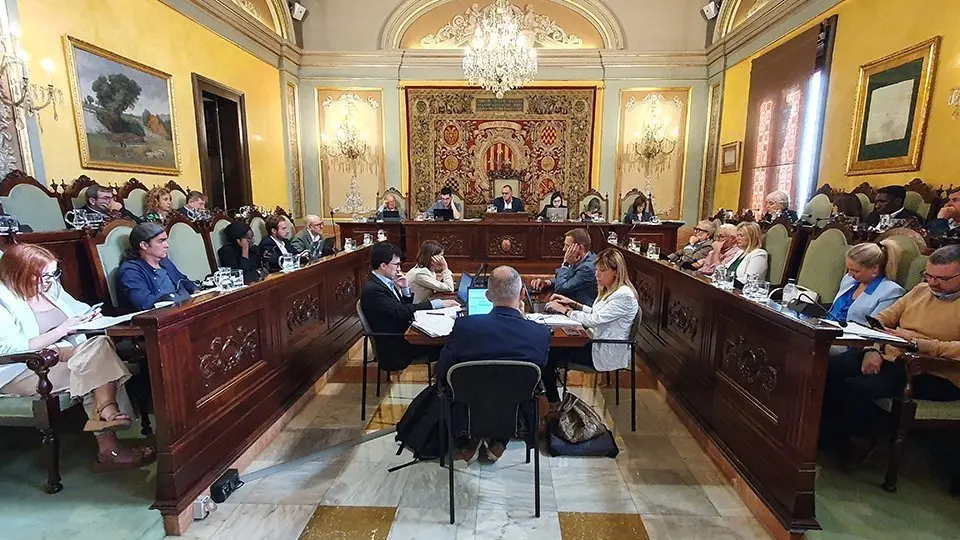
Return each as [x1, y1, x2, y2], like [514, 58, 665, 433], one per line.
[210, 217, 232, 266]
[903, 190, 932, 221]
[94, 221, 135, 309]
[0, 182, 67, 232]
[122, 188, 148, 218]
[876, 229, 926, 289]
[169, 188, 186, 210]
[249, 216, 267, 244]
[796, 227, 849, 301]
[762, 223, 793, 286]
[902, 254, 928, 291]
[855, 192, 874, 219]
[802, 193, 833, 226]
[166, 221, 214, 282]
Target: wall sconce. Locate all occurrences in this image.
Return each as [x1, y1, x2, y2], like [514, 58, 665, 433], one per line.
[0, 24, 63, 123]
[949, 87, 960, 120]
[618, 94, 682, 179]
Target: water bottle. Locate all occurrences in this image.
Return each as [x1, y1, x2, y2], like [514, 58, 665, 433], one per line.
[782, 279, 798, 306]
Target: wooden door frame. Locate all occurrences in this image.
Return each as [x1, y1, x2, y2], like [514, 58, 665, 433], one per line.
[191, 73, 253, 208]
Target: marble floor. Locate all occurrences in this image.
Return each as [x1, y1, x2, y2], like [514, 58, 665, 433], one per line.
[2, 339, 958, 539]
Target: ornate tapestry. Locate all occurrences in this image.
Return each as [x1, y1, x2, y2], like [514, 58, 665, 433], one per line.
[404, 87, 597, 216]
[700, 83, 722, 218]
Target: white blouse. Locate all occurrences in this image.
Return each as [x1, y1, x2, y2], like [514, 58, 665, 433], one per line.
[568, 284, 640, 371]
[406, 266, 455, 303]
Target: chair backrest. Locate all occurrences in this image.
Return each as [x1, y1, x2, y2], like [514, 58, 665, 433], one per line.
[0, 182, 66, 232]
[447, 360, 541, 440]
[62, 175, 99, 210]
[877, 230, 925, 289]
[762, 223, 793, 286]
[123, 188, 148, 217]
[249, 216, 267, 244]
[356, 300, 384, 360]
[166, 221, 214, 281]
[492, 178, 521, 201]
[855, 192, 873, 219]
[210, 217, 232, 265]
[796, 227, 849, 301]
[382, 187, 406, 217]
[903, 254, 928, 291]
[620, 188, 643, 217]
[169, 188, 187, 209]
[94, 222, 135, 308]
[579, 190, 608, 220]
[802, 193, 832, 225]
[903, 190, 931, 221]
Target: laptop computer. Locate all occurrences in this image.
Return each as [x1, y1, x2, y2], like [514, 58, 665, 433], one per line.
[544, 207, 568, 222]
[467, 287, 493, 315]
[432, 208, 454, 221]
[456, 272, 474, 306]
[380, 209, 401, 221]
[522, 281, 548, 313]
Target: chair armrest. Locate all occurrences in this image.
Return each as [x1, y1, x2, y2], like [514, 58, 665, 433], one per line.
[898, 352, 960, 399]
[0, 348, 60, 399]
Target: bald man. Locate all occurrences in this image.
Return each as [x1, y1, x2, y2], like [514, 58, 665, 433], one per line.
[291, 214, 332, 260]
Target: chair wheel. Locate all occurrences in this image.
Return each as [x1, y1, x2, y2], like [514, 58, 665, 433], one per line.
[45, 481, 63, 494]
[881, 482, 897, 493]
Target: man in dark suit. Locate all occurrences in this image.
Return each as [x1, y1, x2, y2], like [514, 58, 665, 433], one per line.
[436, 265, 551, 462]
[864, 185, 925, 227]
[82, 185, 142, 224]
[927, 187, 960, 236]
[530, 228, 598, 307]
[258, 215, 298, 272]
[492, 184, 525, 213]
[360, 243, 459, 372]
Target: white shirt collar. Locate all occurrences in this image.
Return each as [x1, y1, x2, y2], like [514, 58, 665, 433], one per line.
[272, 236, 289, 254]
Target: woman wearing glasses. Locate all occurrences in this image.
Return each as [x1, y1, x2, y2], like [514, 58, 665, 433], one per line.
[0, 244, 154, 470]
[668, 220, 716, 268]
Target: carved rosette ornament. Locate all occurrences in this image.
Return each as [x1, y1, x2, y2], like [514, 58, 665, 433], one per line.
[334, 276, 357, 303]
[722, 335, 779, 395]
[420, 2, 584, 49]
[546, 234, 566, 256]
[287, 294, 322, 332]
[488, 235, 525, 257]
[666, 299, 699, 340]
[198, 326, 259, 387]
[437, 235, 465, 256]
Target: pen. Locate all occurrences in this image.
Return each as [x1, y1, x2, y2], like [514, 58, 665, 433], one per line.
[423, 312, 448, 316]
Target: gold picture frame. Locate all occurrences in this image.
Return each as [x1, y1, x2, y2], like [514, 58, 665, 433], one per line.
[720, 141, 741, 173]
[846, 36, 940, 176]
[64, 36, 181, 175]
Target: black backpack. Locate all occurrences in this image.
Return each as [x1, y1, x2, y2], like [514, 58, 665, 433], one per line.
[395, 385, 444, 460]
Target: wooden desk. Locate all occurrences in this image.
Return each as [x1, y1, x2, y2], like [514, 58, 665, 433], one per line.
[404, 324, 590, 348]
[336, 220, 680, 274]
[617, 246, 841, 533]
[127, 246, 369, 531]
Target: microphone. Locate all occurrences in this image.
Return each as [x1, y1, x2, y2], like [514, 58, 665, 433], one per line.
[787, 292, 847, 327]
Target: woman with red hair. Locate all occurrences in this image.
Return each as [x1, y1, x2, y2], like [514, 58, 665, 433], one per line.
[0, 244, 154, 470]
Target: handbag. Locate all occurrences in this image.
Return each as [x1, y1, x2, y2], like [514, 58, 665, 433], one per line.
[555, 392, 607, 444]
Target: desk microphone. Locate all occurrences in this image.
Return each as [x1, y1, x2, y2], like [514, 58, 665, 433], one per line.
[787, 292, 847, 327]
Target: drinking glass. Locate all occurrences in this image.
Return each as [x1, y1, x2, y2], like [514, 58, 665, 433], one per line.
[607, 231, 618, 244]
[742, 275, 757, 299]
[363, 233, 373, 246]
[647, 243, 660, 259]
[755, 280, 770, 303]
[377, 229, 387, 242]
[214, 267, 231, 289]
[280, 254, 296, 272]
[712, 265, 727, 288]
[230, 269, 244, 289]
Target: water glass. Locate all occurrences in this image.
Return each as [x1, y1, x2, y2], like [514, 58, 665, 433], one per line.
[755, 280, 770, 302]
[377, 229, 387, 242]
[363, 233, 373, 246]
[280, 254, 296, 273]
[214, 267, 231, 289]
[742, 275, 757, 299]
[607, 231, 618, 244]
[230, 269, 244, 289]
[647, 243, 660, 259]
[712, 265, 727, 288]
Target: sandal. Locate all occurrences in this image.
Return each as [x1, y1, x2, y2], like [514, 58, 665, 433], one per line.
[84, 401, 134, 433]
[93, 445, 154, 472]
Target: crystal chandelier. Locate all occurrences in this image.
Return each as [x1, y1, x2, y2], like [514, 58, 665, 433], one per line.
[0, 26, 63, 123]
[620, 94, 681, 178]
[462, 0, 538, 99]
[319, 94, 378, 172]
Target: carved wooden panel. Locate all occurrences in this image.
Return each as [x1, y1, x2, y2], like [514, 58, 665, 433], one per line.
[334, 275, 356, 303]
[664, 294, 700, 342]
[436, 233, 466, 256]
[721, 334, 779, 397]
[545, 232, 566, 257]
[287, 293, 322, 332]
[197, 324, 261, 390]
[487, 234, 526, 257]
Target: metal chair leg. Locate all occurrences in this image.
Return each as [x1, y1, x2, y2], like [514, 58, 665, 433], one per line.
[376, 368, 382, 397]
[630, 345, 636, 432]
[615, 370, 620, 405]
[533, 398, 541, 518]
[361, 336, 368, 421]
[447, 400, 456, 524]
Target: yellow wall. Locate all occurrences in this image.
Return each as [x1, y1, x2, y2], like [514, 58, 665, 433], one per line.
[714, 0, 960, 211]
[19, 0, 289, 209]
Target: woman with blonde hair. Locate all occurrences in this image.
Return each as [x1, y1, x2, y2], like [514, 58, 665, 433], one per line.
[405, 240, 454, 303]
[542, 248, 640, 403]
[828, 241, 905, 325]
[143, 186, 173, 222]
[729, 221, 768, 285]
[0, 244, 154, 470]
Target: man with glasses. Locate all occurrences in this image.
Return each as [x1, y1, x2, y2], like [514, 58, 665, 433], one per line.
[927, 187, 960, 236]
[291, 214, 332, 260]
[492, 184, 525, 213]
[359, 243, 459, 371]
[823, 244, 960, 472]
[82, 185, 142, 224]
[668, 220, 717, 268]
[692, 223, 741, 275]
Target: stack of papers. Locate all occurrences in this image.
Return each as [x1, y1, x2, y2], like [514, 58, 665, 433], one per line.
[71, 308, 152, 332]
[526, 313, 583, 327]
[411, 306, 461, 337]
[834, 321, 910, 345]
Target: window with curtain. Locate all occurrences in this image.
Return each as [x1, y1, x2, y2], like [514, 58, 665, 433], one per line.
[739, 18, 836, 213]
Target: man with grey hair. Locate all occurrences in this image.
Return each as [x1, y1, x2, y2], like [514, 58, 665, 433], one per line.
[291, 214, 331, 259]
[693, 223, 742, 275]
[763, 190, 798, 222]
[668, 220, 717, 268]
[436, 265, 551, 462]
[824, 244, 960, 473]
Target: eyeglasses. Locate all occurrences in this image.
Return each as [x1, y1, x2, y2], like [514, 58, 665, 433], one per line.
[923, 272, 960, 283]
[693, 227, 710, 234]
[388, 261, 402, 267]
[40, 268, 62, 283]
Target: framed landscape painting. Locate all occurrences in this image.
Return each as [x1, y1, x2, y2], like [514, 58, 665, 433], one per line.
[64, 36, 181, 175]
[846, 36, 940, 175]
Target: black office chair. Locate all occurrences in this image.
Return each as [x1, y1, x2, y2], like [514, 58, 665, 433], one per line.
[561, 312, 640, 431]
[356, 301, 434, 420]
[444, 360, 541, 524]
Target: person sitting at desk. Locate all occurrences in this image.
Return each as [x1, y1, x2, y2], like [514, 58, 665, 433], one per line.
[761, 190, 799, 223]
[291, 214, 331, 260]
[530, 228, 598, 307]
[542, 248, 640, 405]
[258, 215, 298, 272]
[428, 187, 462, 219]
[217, 222, 264, 282]
[406, 240, 454, 303]
[360, 243, 459, 371]
[692, 223, 741, 276]
[580, 198, 604, 221]
[828, 241, 905, 327]
[143, 187, 173, 223]
[117, 222, 197, 312]
[177, 191, 207, 219]
[82, 185, 141, 223]
[927, 187, 960, 236]
[437, 265, 550, 462]
[823, 245, 960, 472]
[864, 185, 924, 228]
[0, 244, 155, 470]
[492, 185, 524, 213]
[376, 194, 403, 219]
[667, 220, 716, 268]
[537, 191, 566, 220]
[623, 193, 653, 224]
[728, 222, 768, 286]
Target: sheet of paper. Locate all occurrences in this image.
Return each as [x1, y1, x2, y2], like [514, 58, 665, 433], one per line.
[411, 306, 461, 337]
[842, 321, 910, 345]
[71, 308, 151, 331]
[526, 313, 583, 327]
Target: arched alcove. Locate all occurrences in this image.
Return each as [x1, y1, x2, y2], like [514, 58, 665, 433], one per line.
[712, 0, 771, 43]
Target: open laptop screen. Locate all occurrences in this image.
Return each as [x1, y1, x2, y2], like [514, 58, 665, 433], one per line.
[457, 272, 473, 304]
[467, 288, 493, 315]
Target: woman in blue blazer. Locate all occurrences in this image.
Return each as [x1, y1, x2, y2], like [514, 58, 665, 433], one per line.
[828, 241, 906, 326]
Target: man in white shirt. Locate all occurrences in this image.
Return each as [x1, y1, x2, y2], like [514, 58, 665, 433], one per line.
[865, 185, 924, 227]
[258, 215, 298, 272]
[492, 185, 525, 213]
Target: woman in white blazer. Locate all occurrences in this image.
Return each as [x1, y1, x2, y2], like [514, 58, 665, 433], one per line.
[0, 244, 153, 470]
[730, 221, 768, 285]
[542, 248, 640, 403]
[405, 240, 455, 303]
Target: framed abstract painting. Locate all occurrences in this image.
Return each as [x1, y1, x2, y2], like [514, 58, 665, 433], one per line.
[720, 141, 741, 173]
[846, 36, 940, 175]
[64, 36, 181, 175]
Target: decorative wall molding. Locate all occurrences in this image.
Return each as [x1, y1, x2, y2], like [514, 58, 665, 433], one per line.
[285, 82, 305, 218]
[420, 2, 584, 48]
[380, 0, 625, 50]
